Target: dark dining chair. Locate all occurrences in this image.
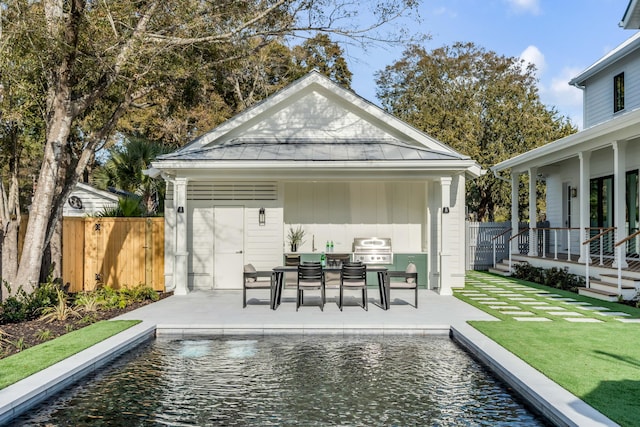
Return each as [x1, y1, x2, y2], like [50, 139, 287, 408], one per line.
[297, 263, 325, 311]
[243, 264, 274, 308]
[340, 263, 367, 311]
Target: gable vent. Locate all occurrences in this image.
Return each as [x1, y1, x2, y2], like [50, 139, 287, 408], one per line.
[185, 182, 278, 201]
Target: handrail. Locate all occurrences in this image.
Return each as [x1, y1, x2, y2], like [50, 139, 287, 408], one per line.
[530, 227, 580, 231]
[614, 228, 640, 247]
[508, 228, 529, 242]
[492, 227, 512, 241]
[582, 227, 616, 245]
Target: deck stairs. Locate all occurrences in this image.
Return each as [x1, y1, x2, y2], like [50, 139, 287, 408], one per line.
[488, 260, 525, 276]
[490, 255, 640, 302]
[578, 274, 640, 302]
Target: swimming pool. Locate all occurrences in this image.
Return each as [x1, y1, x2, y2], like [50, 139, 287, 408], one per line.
[17, 336, 547, 426]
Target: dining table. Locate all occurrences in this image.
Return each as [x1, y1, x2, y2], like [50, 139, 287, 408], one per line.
[270, 265, 389, 310]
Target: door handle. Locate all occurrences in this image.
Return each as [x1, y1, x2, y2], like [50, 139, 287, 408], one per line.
[236, 250, 243, 254]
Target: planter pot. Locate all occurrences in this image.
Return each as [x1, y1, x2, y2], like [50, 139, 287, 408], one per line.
[290, 243, 298, 252]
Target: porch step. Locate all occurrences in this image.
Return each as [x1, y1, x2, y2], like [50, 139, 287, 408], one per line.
[488, 267, 511, 276]
[599, 274, 640, 288]
[578, 286, 620, 302]
[588, 279, 638, 301]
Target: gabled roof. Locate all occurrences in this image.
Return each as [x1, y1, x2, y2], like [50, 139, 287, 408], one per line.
[160, 138, 462, 162]
[74, 183, 120, 202]
[569, 31, 640, 87]
[621, 0, 640, 28]
[153, 71, 482, 178]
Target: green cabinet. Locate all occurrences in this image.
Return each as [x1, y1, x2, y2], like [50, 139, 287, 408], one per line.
[393, 254, 428, 288]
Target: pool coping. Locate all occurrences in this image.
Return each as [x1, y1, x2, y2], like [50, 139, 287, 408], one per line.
[0, 322, 618, 427]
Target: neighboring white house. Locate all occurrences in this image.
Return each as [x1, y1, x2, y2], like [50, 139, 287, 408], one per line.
[63, 182, 119, 217]
[150, 71, 482, 296]
[491, 1, 640, 297]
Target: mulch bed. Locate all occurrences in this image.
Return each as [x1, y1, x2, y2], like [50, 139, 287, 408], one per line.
[0, 292, 172, 360]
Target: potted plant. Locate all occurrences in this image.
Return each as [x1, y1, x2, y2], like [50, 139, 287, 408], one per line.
[287, 225, 306, 252]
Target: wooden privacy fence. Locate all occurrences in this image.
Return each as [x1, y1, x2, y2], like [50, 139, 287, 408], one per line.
[62, 217, 164, 292]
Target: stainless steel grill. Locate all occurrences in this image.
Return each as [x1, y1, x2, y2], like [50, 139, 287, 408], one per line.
[352, 237, 393, 264]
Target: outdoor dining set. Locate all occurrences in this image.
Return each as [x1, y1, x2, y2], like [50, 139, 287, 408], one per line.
[242, 261, 418, 311]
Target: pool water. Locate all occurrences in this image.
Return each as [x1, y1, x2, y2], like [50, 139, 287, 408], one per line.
[17, 336, 548, 426]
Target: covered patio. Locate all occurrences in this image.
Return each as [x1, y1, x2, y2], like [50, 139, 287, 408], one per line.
[150, 72, 482, 296]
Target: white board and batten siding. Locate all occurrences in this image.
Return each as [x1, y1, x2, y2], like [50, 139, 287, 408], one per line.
[165, 181, 282, 290]
[283, 182, 426, 254]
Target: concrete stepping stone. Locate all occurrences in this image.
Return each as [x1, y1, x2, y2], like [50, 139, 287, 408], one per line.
[565, 301, 592, 306]
[551, 297, 577, 302]
[578, 306, 610, 311]
[547, 311, 583, 317]
[520, 301, 545, 305]
[501, 311, 533, 315]
[514, 317, 552, 321]
[509, 297, 537, 301]
[598, 312, 631, 317]
[471, 297, 498, 301]
[482, 301, 508, 305]
[616, 318, 640, 323]
[490, 305, 521, 310]
[564, 318, 603, 323]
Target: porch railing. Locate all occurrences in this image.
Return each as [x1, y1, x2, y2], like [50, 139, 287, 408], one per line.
[614, 229, 640, 294]
[530, 227, 581, 261]
[582, 227, 616, 289]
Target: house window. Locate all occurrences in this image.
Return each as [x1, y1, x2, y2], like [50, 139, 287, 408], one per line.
[614, 72, 625, 113]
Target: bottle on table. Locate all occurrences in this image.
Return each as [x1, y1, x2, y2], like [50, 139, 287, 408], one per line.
[320, 252, 326, 267]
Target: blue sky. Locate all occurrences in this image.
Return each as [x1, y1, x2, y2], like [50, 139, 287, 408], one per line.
[344, 0, 634, 129]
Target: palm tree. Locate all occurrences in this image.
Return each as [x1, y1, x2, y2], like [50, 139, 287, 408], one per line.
[92, 137, 172, 215]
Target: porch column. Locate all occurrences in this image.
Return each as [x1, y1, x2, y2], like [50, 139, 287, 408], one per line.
[174, 177, 189, 295]
[613, 140, 628, 268]
[578, 151, 591, 263]
[528, 167, 537, 256]
[439, 176, 452, 295]
[511, 171, 519, 254]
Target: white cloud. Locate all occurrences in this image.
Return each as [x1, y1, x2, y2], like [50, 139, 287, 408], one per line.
[505, 0, 541, 15]
[520, 45, 546, 76]
[539, 66, 584, 129]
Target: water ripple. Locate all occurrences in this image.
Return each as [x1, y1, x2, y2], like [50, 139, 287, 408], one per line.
[16, 336, 547, 426]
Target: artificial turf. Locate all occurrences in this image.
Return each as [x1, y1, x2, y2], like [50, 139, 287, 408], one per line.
[0, 320, 140, 389]
[459, 272, 640, 427]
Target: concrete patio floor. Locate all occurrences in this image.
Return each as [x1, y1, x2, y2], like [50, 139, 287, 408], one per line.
[1, 287, 618, 426]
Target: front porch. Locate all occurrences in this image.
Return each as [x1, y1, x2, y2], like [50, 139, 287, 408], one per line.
[487, 226, 640, 301]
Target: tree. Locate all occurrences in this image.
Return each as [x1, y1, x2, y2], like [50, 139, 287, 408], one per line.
[376, 42, 576, 221]
[1, 0, 420, 292]
[92, 137, 171, 215]
[292, 34, 353, 88]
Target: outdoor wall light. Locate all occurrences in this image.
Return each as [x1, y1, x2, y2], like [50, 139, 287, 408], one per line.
[177, 206, 184, 213]
[442, 207, 450, 214]
[570, 187, 578, 198]
[259, 207, 266, 226]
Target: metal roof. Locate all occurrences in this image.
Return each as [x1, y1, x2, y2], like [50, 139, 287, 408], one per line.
[158, 138, 466, 162]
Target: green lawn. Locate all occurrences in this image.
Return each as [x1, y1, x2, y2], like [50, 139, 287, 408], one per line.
[0, 320, 140, 389]
[458, 272, 640, 427]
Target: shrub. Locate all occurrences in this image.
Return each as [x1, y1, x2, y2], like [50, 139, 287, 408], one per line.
[40, 289, 81, 323]
[74, 292, 101, 313]
[513, 263, 585, 292]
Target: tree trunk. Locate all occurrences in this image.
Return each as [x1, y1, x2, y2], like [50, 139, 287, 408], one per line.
[14, 96, 72, 291]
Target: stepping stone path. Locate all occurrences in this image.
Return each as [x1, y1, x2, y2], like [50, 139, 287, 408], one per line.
[461, 272, 639, 323]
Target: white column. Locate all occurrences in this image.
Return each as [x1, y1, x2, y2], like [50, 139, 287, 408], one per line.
[528, 167, 537, 256]
[578, 151, 591, 263]
[439, 177, 452, 295]
[613, 140, 628, 268]
[511, 171, 519, 253]
[174, 177, 189, 295]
